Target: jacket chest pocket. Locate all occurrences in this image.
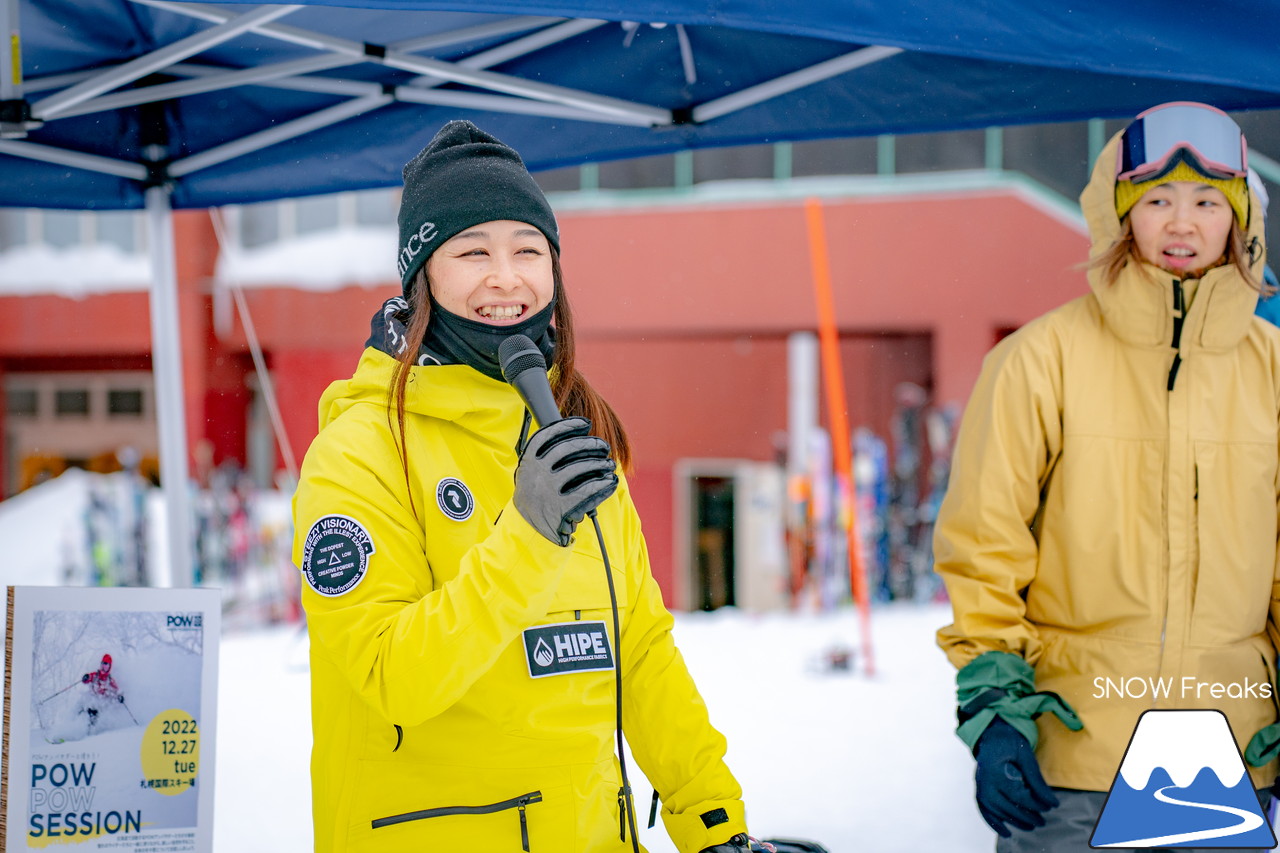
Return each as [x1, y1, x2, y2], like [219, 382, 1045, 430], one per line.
[498, 547, 627, 739]
[546, 541, 628, 616]
[1189, 440, 1276, 642]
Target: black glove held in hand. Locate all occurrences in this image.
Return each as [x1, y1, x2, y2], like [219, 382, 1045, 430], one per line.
[700, 835, 772, 852]
[973, 717, 1058, 837]
[514, 417, 618, 546]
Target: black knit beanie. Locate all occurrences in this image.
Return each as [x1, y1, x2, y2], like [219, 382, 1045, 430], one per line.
[396, 120, 560, 298]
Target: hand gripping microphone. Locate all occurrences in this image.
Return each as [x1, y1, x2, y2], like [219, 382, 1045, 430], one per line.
[498, 334, 561, 427]
[497, 333, 641, 853]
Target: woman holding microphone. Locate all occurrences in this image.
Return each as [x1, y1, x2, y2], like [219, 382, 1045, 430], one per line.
[293, 120, 759, 853]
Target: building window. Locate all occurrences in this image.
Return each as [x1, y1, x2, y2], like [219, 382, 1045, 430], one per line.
[295, 194, 341, 236]
[40, 210, 85, 250]
[107, 389, 145, 417]
[95, 210, 141, 254]
[354, 189, 397, 227]
[54, 389, 90, 417]
[0, 208, 144, 253]
[0, 209, 29, 252]
[6, 388, 38, 417]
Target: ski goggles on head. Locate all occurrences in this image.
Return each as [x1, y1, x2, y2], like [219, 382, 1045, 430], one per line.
[1116, 101, 1247, 183]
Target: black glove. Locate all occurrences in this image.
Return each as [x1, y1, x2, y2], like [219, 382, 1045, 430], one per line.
[81, 674, 90, 683]
[701, 835, 769, 852]
[514, 417, 618, 546]
[118, 694, 125, 703]
[973, 717, 1058, 837]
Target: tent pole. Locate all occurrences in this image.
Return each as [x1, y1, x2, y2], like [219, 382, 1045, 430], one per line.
[145, 185, 195, 588]
[0, 0, 32, 138]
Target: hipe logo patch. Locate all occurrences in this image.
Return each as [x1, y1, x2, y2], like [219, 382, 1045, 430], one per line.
[301, 515, 375, 596]
[523, 622, 615, 678]
[1091, 710, 1276, 848]
[436, 477, 474, 521]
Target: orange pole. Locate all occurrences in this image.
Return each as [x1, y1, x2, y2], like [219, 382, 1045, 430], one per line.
[803, 198, 875, 676]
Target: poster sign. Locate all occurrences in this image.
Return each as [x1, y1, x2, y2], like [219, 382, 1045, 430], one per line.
[1, 586, 219, 852]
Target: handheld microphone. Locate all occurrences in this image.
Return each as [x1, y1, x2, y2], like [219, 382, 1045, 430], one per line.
[499, 335, 635, 851]
[498, 334, 562, 427]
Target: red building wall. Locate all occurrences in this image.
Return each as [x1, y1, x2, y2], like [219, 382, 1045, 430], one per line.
[0, 187, 1087, 607]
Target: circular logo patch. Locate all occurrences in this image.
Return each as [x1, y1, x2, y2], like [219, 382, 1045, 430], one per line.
[436, 477, 474, 521]
[301, 514, 375, 596]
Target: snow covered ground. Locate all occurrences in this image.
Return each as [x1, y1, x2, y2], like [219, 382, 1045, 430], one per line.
[0, 473, 1003, 851]
[214, 603, 993, 853]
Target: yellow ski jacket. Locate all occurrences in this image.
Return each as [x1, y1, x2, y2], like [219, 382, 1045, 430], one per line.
[936, 133, 1280, 791]
[292, 348, 745, 853]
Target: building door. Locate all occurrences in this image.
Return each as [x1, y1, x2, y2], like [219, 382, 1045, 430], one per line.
[692, 475, 735, 611]
[674, 459, 788, 613]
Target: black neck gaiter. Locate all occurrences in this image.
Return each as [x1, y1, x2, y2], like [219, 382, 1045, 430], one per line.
[423, 293, 556, 381]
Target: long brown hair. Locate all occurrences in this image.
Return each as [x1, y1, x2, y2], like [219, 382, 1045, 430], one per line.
[1090, 217, 1270, 294]
[386, 247, 632, 515]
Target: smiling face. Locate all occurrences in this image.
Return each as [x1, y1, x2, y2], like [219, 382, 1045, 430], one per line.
[425, 220, 554, 325]
[1128, 181, 1234, 277]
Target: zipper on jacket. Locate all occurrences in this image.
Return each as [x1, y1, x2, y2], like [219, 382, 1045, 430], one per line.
[1167, 279, 1185, 391]
[372, 791, 543, 850]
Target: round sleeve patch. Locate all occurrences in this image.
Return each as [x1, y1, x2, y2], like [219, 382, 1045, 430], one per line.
[301, 514, 376, 596]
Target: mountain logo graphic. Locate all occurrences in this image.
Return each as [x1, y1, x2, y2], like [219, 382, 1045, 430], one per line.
[1090, 709, 1276, 848]
[533, 638, 555, 668]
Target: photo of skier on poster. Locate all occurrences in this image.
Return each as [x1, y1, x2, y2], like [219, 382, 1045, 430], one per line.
[66, 652, 140, 736]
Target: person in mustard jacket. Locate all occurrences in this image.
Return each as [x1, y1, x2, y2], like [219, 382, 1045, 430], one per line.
[936, 101, 1280, 850]
[292, 121, 758, 853]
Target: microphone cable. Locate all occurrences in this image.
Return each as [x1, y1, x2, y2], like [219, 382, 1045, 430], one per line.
[589, 507, 641, 853]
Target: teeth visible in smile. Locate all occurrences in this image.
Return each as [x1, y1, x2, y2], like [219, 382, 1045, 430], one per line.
[1165, 248, 1194, 257]
[478, 305, 524, 320]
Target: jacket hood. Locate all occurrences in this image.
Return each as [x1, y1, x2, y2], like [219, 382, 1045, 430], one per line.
[318, 347, 527, 436]
[1080, 131, 1267, 350]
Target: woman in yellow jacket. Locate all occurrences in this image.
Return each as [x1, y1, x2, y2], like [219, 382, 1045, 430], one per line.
[936, 101, 1280, 850]
[293, 121, 755, 853]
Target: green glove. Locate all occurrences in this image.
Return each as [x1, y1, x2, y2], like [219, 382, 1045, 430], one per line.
[956, 651, 1083, 751]
[1244, 659, 1280, 767]
[1246, 722, 1280, 767]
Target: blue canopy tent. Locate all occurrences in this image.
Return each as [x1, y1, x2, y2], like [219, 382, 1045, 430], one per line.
[3, 0, 1280, 584]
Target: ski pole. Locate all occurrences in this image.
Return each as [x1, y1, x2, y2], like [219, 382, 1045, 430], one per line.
[118, 696, 139, 726]
[37, 682, 81, 705]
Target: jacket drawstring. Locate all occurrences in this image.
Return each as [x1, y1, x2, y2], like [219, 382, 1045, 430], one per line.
[1167, 279, 1185, 391]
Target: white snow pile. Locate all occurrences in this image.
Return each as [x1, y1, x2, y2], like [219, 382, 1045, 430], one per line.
[214, 226, 396, 290]
[0, 243, 149, 295]
[1, 467, 97, 587]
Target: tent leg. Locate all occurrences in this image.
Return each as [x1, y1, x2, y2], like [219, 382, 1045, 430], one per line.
[145, 185, 195, 588]
[0, 0, 33, 139]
